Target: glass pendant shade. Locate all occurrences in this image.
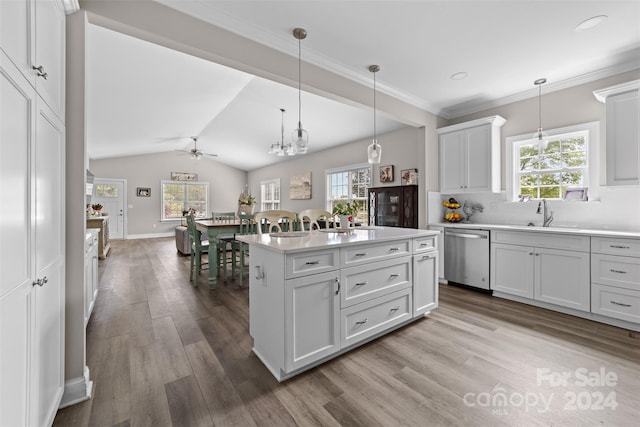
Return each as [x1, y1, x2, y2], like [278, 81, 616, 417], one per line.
[367, 140, 382, 164]
[292, 125, 308, 153]
[532, 78, 547, 149]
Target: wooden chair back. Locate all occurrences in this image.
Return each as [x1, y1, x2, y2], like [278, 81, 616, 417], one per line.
[253, 210, 297, 235]
[298, 209, 334, 230]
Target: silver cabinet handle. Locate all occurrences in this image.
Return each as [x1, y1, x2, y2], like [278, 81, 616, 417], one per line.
[335, 278, 340, 295]
[355, 318, 368, 326]
[389, 274, 399, 278]
[389, 247, 400, 252]
[305, 260, 320, 265]
[390, 306, 400, 312]
[254, 266, 264, 280]
[419, 255, 433, 261]
[355, 281, 368, 287]
[32, 276, 48, 287]
[32, 65, 48, 79]
[610, 245, 630, 249]
[611, 300, 632, 307]
[610, 269, 627, 274]
[355, 253, 367, 257]
[419, 243, 428, 247]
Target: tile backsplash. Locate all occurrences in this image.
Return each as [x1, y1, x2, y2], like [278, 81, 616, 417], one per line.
[428, 187, 640, 231]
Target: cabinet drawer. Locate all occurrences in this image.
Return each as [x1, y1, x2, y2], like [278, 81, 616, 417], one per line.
[341, 256, 412, 308]
[286, 249, 339, 279]
[414, 236, 437, 254]
[591, 254, 640, 291]
[341, 288, 412, 348]
[341, 240, 411, 266]
[491, 230, 590, 252]
[591, 283, 640, 324]
[592, 237, 640, 257]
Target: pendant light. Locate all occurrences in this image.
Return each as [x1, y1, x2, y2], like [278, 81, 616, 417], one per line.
[367, 65, 382, 164]
[532, 78, 548, 149]
[291, 27, 308, 154]
[268, 108, 287, 156]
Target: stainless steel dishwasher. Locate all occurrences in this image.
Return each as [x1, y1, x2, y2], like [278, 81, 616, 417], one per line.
[444, 228, 490, 290]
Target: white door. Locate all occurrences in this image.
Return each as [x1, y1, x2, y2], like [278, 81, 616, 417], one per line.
[93, 178, 126, 239]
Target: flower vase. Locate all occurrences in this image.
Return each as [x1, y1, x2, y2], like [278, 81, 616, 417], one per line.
[338, 214, 353, 229]
[238, 204, 255, 217]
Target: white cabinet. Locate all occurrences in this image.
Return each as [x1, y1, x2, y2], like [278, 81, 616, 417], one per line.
[247, 231, 439, 381]
[491, 231, 590, 312]
[438, 115, 506, 193]
[594, 80, 640, 186]
[591, 237, 640, 325]
[85, 229, 99, 326]
[0, 1, 66, 424]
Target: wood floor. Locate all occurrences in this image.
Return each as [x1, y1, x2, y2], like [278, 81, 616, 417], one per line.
[54, 237, 640, 427]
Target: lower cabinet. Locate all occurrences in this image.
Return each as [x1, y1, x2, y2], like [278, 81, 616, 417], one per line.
[491, 231, 591, 312]
[249, 234, 439, 381]
[84, 229, 99, 326]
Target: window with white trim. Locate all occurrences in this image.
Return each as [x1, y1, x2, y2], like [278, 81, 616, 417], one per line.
[161, 180, 209, 220]
[325, 163, 371, 223]
[260, 179, 280, 211]
[507, 122, 599, 201]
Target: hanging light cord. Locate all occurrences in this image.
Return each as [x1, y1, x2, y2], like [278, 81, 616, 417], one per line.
[297, 35, 302, 129]
[373, 69, 377, 142]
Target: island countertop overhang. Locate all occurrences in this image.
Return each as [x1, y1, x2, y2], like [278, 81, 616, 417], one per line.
[235, 227, 439, 254]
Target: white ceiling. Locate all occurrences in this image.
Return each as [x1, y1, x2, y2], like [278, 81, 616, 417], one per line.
[87, 0, 640, 171]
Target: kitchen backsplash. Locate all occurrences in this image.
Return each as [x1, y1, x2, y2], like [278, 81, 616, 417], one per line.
[428, 187, 640, 231]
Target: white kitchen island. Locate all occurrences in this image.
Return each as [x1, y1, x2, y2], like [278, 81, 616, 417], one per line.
[236, 226, 439, 381]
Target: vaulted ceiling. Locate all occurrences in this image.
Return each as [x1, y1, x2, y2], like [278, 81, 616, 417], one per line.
[86, 0, 640, 171]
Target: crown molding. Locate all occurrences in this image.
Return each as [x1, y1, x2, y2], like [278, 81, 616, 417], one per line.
[593, 79, 640, 102]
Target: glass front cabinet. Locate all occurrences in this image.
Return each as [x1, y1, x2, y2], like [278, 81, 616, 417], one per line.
[368, 185, 419, 228]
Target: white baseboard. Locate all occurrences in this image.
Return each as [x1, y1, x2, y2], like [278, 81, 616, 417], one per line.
[127, 232, 174, 239]
[59, 366, 93, 409]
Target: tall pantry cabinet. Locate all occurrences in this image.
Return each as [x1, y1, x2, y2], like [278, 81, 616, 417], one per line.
[1, 1, 67, 426]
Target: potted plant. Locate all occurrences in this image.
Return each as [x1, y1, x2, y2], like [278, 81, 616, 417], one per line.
[237, 191, 256, 215]
[332, 201, 358, 228]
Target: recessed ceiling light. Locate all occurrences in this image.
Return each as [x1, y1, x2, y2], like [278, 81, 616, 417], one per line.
[576, 15, 608, 32]
[450, 72, 468, 80]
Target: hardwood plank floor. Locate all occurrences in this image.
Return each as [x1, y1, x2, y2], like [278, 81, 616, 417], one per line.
[54, 237, 640, 426]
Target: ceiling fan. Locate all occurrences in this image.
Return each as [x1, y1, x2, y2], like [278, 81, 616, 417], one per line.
[176, 136, 218, 160]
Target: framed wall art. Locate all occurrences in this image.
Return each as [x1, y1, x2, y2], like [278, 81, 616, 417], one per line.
[290, 172, 312, 199]
[380, 165, 394, 183]
[136, 187, 151, 197]
[401, 168, 418, 185]
[171, 171, 198, 181]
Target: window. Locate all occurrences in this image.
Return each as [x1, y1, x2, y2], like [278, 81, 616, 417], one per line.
[161, 180, 209, 220]
[326, 163, 372, 223]
[507, 122, 599, 201]
[95, 184, 118, 198]
[260, 179, 280, 211]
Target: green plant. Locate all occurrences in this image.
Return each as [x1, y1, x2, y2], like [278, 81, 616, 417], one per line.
[91, 203, 103, 210]
[332, 201, 358, 216]
[238, 192, 256, 206]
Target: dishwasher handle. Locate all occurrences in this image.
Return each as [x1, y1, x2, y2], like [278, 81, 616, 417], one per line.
[446, 232, 487, 239]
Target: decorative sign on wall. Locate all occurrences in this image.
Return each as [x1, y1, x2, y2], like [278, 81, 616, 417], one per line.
[401, 168, 418, 185]
[136, 187, 151, 197]
[171, 171, 198, 181]
[380, 165, 394, 183]
[290, 172, 312, 199]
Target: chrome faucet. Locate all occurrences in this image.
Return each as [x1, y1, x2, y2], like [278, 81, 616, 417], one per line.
[536, 199, 553, 227]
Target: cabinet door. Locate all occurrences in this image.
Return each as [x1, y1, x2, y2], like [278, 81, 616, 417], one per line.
[285, 271, 340, 372]
[491, 243, 534, 298]
[34, 0, 65, 119]
[605, 90, 639, 186]
[535, 248, 590, 312]
[413, 251, 438, 316]
[0, 0, 35, 87]
[465, 124, 492, 192]
[439, 131, 465, 193]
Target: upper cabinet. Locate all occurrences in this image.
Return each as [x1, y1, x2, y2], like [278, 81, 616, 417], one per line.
[594, 80, 640, 186]
[0, 0, 66, 120]
[438, 115, 506, 194]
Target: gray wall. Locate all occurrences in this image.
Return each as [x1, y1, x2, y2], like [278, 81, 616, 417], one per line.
[90, 152, 246, 237]
[446, 69, 640, 188]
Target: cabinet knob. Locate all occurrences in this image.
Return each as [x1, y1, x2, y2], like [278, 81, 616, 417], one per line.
[32, 65, 48, 79]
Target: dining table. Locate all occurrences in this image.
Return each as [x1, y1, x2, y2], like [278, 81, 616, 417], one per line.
[195, 219, 242, 288]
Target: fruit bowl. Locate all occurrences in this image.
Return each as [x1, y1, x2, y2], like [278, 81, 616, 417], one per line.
[444, 217, 463, 223]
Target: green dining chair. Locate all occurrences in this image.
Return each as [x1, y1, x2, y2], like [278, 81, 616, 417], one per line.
[212, 212, 237, 281]
[186, 213, 209, 287]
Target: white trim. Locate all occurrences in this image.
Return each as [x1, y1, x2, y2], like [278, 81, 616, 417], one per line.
[593, 79, 640, 102]
[437, 115, 506, 134]
[59, 366, 93, 408]
[506, 121, 600, 202]
[127, 232, 175, 239]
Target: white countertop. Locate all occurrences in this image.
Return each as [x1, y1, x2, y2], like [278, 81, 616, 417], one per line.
[236, 226, 438, 253]
[430, 222, 640, 239]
